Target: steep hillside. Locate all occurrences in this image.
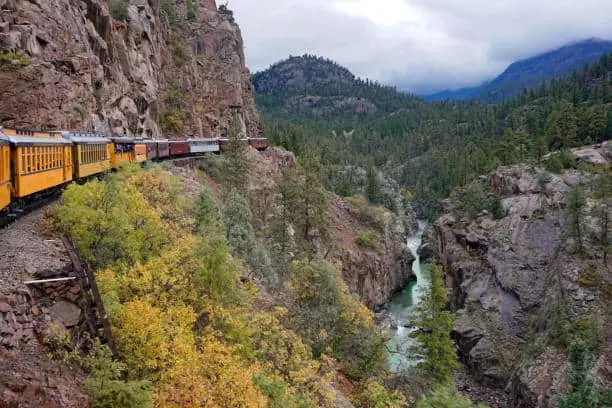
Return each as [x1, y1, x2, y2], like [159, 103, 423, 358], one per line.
[0, 0, 260, 138]
[253, 55, 421, 120]
[426, 38, 612, 102]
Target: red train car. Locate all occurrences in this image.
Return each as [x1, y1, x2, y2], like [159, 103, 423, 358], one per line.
[168, 140, 189, 156]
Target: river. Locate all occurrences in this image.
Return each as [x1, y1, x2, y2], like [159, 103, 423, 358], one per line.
[386, 220, 430, 373]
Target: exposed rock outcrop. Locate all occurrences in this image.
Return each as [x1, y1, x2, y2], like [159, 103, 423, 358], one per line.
[331, 195, 417, 310]
[427, 161, 611, 407]
[0, 0, 260, 138]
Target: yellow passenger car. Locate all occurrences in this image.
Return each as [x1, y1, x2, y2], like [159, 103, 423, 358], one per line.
[62, 132, 112, 178]
[0, 133, 10, 211]
[134, 141, 148, 163]
[7, 134, 73, 198]
[2, 127, 59, 139]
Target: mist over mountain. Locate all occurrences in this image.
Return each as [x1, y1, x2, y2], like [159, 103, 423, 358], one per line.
[425, 38, 612, 102]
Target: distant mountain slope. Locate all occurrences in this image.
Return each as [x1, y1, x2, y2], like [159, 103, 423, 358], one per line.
[426, 38, 612, 102]
[252, 55, 421, 120]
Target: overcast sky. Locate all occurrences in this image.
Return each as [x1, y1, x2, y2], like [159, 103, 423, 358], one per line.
[227, 0, 612, 94]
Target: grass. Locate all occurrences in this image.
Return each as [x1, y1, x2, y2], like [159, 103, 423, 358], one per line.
[356, 231, 380, 250]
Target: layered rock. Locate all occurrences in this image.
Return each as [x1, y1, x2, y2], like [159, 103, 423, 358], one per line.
[0, 0, 260, 138]
[426, 160, 611, 407]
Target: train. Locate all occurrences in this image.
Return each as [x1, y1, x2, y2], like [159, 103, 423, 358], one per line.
[0, 126, 268, 216]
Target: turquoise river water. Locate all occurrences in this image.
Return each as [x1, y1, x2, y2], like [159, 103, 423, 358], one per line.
[386, 221, 430, 373]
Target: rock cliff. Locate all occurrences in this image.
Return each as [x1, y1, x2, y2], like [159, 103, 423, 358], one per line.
[424, 143, 611, 407]
[330, 195, 417, 310]
[0, 0, 260, 138]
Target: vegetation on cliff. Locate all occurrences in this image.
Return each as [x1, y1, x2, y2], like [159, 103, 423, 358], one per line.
[53, 136, 406, 407]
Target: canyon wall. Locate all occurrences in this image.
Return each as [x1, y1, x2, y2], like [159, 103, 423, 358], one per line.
[0, 0, 260, 138]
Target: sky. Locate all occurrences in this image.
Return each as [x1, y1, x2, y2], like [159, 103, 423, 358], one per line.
[227, 0, 612, 94]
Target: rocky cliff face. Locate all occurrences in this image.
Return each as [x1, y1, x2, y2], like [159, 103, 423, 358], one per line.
[245, 148, 417, 310]
[423, 143, 611, 407]
[0, 0, 260, 138]
[331, 195, 417, 310]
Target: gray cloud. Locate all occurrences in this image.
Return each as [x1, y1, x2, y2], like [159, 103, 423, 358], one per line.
[227, 0, 612, 93]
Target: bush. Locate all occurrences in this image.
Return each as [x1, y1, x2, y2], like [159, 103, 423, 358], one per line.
[186, 0, 198, 21]
[490, 198, 506, 220]
[355, 379, 406, 408]
[538, 171, 553, 186]
[109, 0, 129, 21]
[547, 154, 564, 173]
[356, 231, 380, 250]
[417, 386, 483, 408]
[461, 181, 488, 218]
[0, 51, 31, 68]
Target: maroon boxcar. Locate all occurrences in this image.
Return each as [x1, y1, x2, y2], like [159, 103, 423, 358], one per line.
[249, 138, 269, 151]
[169, 140, 189, 156]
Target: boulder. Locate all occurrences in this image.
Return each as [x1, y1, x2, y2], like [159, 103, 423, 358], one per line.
[49, 301, 81, 327]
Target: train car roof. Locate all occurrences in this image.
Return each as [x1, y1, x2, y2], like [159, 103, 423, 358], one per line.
[143, 139, 170, 143]
[60, 131, 110, 144]
[110, 137, 135, 143]
[187, 138, 219, 142]
[0, 132, 71, 146]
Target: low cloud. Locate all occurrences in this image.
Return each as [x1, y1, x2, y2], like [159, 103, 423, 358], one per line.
[228, 0, 612, 93]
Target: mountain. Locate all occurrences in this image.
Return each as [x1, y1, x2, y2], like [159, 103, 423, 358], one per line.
[425, 38, 612, 102]
[252, 55, 421, 120]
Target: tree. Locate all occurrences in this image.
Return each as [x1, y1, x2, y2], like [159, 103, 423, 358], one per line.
[222, 116, 251, 192]
[365, 164, 382, 204]
[547, 100, 578, 150]
[222, 188, 254, 258]
[194, 186, 220, 235]
[558, 340, 599, 408]
[410, 263, 458, 384]
[565, 184, 587, 255]
[274, 155, 331, 260]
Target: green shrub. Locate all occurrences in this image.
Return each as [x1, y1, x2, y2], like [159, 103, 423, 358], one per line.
[547, 154, 564, 173]
[461, 181, 488, 218]
[186, 0, 198, 21]
[490, 198, 506, 219]
[538, 171, 553, 186]
[578, 267, 602, 289]
[83, 341, 152, 408]
[417, 386, 484, 408]
[355, 379, 406, 408]
[356, 231, 380, 250]
[0, 51, 31, 68]
[109, 0, 129, 21]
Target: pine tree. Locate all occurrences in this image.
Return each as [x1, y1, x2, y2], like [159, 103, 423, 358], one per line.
[410, 263, 458, 384]
[558, 340, 599, 408]
[365, 164, 382, 204]
[274, 154, 331, 260]
[222, 188, 254, 258]
[222, 116, 250, 192]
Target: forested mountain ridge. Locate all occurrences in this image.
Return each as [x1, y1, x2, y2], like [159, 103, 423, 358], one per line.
[253, 55, 422, 120]
[425, 38, 612, 102]
[261, 53, 612, 218]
